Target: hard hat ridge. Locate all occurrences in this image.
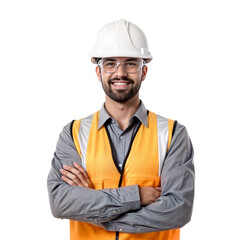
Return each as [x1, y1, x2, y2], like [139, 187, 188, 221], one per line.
[90, 19, 152, 63]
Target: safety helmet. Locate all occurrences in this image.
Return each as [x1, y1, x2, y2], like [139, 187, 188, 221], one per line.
[89, 19, 152, 64]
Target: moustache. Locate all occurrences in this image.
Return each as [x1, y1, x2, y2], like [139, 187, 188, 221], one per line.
[108, 77, 134, 84]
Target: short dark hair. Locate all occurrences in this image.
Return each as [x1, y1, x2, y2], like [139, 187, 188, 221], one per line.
[94, 58, 101, 64]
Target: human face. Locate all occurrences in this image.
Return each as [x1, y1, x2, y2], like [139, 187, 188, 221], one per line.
[96, 57, 147, 103]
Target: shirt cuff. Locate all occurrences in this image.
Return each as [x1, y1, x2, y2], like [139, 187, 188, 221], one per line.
[119, 184, 141, 212]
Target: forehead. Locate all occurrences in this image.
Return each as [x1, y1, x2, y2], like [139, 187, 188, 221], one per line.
[103, 57, 141, 61]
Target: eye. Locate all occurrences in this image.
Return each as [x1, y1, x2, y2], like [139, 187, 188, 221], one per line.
[126, 62, 138, 67]
[104, 61, 117, 68]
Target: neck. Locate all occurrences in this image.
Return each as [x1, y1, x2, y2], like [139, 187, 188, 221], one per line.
[105, 95, 140, 130]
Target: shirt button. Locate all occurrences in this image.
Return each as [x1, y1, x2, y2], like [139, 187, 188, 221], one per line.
[119, 228, 123, 232]
[94, 219, 98, 223]
[113, 210, 118, 214]
[120, 136, 123, 139]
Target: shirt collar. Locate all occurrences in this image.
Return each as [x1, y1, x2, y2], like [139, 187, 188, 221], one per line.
[98, 101, 148, 130]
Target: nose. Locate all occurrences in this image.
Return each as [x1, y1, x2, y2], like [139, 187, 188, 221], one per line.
[115, 63, 128, 76]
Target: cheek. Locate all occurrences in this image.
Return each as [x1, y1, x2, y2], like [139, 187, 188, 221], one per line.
[101, 73, 113, 83]
[134, 73, 144, 83]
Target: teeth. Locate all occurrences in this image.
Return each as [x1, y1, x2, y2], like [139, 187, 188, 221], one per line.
[113, 82, 128, 86]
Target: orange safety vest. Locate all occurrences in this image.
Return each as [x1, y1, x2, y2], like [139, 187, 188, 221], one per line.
[71, 111, 180, 240]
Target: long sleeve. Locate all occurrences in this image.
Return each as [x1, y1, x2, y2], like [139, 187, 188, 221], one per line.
[101, 123, 195, 233]
[47, 122, 141, 225]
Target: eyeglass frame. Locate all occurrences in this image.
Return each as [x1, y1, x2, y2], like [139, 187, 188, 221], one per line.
[97, 58, 146, 74]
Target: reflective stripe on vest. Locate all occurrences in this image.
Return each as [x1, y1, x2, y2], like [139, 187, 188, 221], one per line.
[71, 111, 180, 240]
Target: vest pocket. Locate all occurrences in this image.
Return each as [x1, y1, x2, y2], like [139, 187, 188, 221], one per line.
[91, 178, 120, 190]
[122, 176, 161, 187]
[91, 176, 160, 190]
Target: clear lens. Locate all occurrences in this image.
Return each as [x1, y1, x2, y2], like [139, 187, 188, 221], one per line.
[99, 59, 144, 74]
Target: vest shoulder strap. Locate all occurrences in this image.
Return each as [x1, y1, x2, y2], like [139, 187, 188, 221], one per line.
[167, 119, 174, 151]
[72, 119, 82, 159]
[167, 119, 178, 151]
[156, 114, 177, 175]
[71, 114, 94, 170]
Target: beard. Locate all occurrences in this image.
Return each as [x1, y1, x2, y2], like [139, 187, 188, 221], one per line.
[100, 75, 142, 103]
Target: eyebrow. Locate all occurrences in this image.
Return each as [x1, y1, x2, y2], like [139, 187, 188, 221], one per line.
[125, 58, 139, 62]
[104, 58, 118, 61]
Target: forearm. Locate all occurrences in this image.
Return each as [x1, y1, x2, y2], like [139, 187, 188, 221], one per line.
[48, 178, 140, 223]
[102, 124, 195, 233]
[102, 156, 194, 233]
[47, 123, 141, 224]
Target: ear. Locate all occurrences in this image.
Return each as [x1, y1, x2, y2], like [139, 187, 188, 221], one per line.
[141, 65, 148, 82]
[96, 66, 101, 82]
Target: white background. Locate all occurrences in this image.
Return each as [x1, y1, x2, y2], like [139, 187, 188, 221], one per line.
[0, 0, 239, 239]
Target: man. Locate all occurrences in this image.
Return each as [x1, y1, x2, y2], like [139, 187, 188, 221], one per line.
[47, 19, 194, 240]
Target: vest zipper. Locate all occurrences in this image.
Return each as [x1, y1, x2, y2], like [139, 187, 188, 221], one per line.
[117, 121, 142, 187]
[116, 231, 119, 240]
[105, 121, 142, 240]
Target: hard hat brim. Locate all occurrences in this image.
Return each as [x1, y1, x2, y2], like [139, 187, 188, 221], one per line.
[90, 52, 152, 64]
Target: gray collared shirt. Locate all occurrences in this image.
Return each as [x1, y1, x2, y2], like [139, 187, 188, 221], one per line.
[47, 101, 194, 233]
[98, 101, 148, 172]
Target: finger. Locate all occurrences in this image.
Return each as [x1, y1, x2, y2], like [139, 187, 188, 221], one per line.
[154, 192, 161, 200]
[60, 168, 84, 187]
[61, 175, 77, 186]
[155, 187, 162, 191]
[73, 162, 93, 187]
[63, 165, 82, 177]
[63, 165, 91, 188]
[156, 190, 161, 198]
[73, 162, 84, 171]
[73, 162, 89, 176]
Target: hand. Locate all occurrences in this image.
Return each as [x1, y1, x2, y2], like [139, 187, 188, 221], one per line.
[139, 186, 162, 205]
[60, 162, 93, 188]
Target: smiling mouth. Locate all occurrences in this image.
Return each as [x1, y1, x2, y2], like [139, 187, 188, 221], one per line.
[110, 81, 132, 90]
[112, 82, 129, 86]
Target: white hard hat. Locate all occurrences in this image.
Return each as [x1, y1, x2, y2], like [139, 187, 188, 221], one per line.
[89, 19, 152, 64]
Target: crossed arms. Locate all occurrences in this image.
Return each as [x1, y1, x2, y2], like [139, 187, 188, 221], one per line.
[47, 122, 194, 233]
